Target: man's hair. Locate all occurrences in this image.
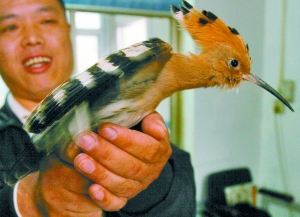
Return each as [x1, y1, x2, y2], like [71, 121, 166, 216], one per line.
[58, 0, 66, 11]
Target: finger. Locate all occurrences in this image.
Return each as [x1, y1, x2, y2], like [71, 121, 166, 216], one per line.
[89, 184, 128, 211]
[54, 141, 81, 164]
[74, 153, 144, 198]
[97, 120, 170, 163]
[141, 112, 169, 141]
[74, 132, 159, 181]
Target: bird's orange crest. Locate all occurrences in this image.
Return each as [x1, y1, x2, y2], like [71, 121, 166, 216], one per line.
[171, 1, 252, 89]
[172, 2, 249, 54]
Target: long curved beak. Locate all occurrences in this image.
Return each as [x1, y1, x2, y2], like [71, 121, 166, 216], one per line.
[243, 74, 294, 112]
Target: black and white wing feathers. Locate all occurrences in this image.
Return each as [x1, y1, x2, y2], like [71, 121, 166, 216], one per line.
[25, 38, 172, 134]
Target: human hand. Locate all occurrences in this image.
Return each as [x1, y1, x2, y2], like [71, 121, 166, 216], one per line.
[17, 112, 171, 216]
[73, 112, 172, 211]
[17, 153, 103, 217]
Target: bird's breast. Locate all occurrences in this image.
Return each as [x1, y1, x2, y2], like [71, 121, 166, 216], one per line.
[91, 98, 153, 130]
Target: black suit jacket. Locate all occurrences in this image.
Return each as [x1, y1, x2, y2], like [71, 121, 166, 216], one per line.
[0, 102, 26, 216]
[0, 100, 196, 217]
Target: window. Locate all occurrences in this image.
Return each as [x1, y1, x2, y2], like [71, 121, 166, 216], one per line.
[75, 12, 101, 29]
[75, 35, 99, 73]
[70, 11, 102, 73]
[117, 18, 147, 49]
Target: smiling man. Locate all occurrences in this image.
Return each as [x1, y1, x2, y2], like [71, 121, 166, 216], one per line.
[0, 0, 195, 216]
[0, 0, 73, 109]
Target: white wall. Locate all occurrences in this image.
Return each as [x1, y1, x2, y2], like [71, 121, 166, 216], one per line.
[259, 0, 300, 216]
[188, 0, 300, 216]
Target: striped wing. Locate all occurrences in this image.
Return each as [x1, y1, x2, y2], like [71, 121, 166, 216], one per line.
[25, 38, 172, 134]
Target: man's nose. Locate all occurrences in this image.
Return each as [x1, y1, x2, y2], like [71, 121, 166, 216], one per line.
[21, 25, 44, 47]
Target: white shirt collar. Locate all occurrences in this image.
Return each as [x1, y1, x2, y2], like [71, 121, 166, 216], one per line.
[7, 93, 31, 125]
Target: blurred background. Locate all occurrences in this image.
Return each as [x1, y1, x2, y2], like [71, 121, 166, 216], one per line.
[0, 0, 299, 216]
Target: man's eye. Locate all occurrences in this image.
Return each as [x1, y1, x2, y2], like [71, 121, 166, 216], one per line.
[42, 19, 57, 24]
[1, 25, 17, 33]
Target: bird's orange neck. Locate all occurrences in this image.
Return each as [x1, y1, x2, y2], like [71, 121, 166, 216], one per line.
[158, 52, 214, 98]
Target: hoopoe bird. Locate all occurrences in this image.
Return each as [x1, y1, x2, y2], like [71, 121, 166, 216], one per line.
[22, 1, 293, 173]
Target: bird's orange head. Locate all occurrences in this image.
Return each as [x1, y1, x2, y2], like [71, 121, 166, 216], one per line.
[171, 1, 294, 111]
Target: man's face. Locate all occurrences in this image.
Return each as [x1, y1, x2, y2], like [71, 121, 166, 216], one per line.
[0, 0, 73, 102]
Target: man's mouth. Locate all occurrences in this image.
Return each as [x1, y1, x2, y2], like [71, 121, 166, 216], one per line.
[24, 56, 51, 68]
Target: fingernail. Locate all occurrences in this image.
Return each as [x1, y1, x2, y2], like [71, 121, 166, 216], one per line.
[100, 127, 118, 141]
[93, 189, 104, 201]
[78, 158, 95, 174]
[156, 120, 167, 139]
[74, 133, 96, 151]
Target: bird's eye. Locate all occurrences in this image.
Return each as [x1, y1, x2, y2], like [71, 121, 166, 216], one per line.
[230, 59, 239, 68]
